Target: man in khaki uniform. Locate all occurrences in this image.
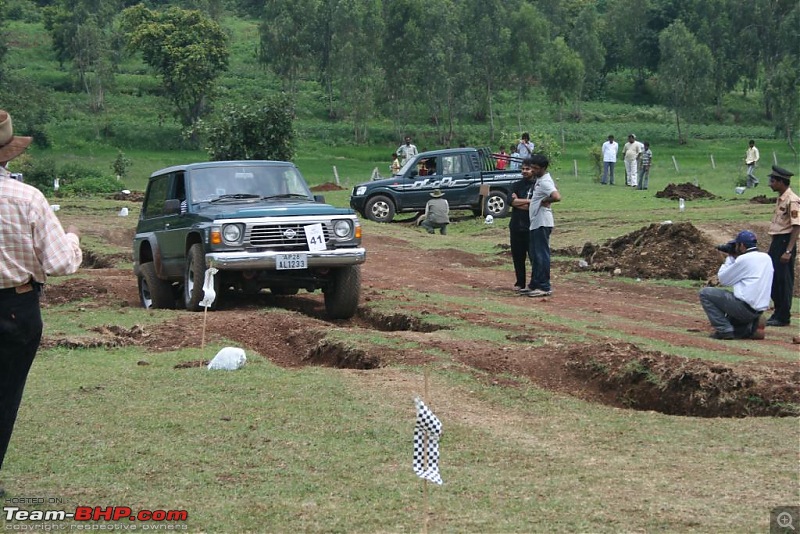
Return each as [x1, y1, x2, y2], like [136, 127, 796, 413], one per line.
[766, 166, 800, 326]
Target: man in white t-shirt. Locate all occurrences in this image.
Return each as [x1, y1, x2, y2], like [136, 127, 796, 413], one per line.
[622, 134, 643, 187]
[601, 135, 618, 185]
[396, 136, 418, 166]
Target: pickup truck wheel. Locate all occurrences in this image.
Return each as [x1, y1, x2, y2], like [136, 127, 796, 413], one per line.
[185, 244, 218, 311]
[485, 191, 509, 218]
[365, 195, 395, 223]
[324, 265, 361, 319]
[138, 262, 175, 309]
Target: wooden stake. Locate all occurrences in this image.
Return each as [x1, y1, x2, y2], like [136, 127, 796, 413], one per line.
[710, 155, 716, 169]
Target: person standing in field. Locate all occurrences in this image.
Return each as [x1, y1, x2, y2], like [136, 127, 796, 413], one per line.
[744, 140, 760, 188]
[622, 134, 643, 188]
[390, 152, 401, 175]
[397, 136, 418, 166]
[522, 154, 561, 298]
[517, 132, 535, 159]
[600, 134, 618, 185]
[494, 146, 508, 170]
[0, 109, 82, 497]
[638, 142, 652, 190]
[509, 162, 536, 292]
[766, 166, 799, 327]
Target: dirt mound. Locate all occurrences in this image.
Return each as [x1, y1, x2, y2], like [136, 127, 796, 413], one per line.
[750, 194, 776, 204]
[581, 222, 720, 279]
[655, 182, 717, 200]
[110, 191, 145, 202]
[565, 342, 799, 417]
[310, 182, 345, 192]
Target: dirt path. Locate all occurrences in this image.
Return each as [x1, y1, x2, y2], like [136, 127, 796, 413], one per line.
[41, 228, 799, 418]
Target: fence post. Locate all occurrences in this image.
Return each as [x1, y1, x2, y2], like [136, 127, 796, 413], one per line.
[672, 156, 680, 172]
[333, 166, 341, 186]
[710, 155, 716, 169]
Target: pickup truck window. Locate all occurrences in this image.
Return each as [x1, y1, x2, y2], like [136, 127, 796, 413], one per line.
[442, 154, 468, 174]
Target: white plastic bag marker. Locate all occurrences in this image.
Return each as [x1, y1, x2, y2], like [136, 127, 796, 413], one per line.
[199, 267, 219, 308]
[208, 347, 246, 370]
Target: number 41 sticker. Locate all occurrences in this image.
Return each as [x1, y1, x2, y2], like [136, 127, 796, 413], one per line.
[305, 223, 326, 251]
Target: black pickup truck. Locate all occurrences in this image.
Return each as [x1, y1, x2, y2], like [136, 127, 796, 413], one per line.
[350, 147, 521, 222]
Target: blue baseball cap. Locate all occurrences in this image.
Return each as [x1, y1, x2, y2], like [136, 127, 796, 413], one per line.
[734, 230, 757, 246]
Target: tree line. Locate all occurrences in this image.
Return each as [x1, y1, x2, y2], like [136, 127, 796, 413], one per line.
[1, 0, 797, 150]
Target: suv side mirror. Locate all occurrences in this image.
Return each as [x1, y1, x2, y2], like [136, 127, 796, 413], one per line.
[314, 195, 326, 203]
[409, 169, 418, 178]
[163, 199, 182, 215]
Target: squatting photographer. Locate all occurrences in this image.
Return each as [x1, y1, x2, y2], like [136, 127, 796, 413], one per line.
[699, 230, 773, 340]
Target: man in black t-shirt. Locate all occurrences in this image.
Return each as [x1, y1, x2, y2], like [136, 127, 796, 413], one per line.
[509, 160, 535, 291]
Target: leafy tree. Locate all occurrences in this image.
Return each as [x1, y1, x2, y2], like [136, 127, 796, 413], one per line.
[328, 0, 384, 142]
[120, 4, 229, 127]
[380, 0, 430, 134]
[463, 0, 512, 140]
[765, 56, 799, 154]
[680, 0, 742, 116]
[568, 4, 606, 108]
[656, 21, 713, 144]
[196, 96, 295, 161]
[601, 0, 658, 96]
[506, 2, 549, 133]
[42, 0, 121, 111]
[258, 0, 319, 96]
[540, 37, 584, 145]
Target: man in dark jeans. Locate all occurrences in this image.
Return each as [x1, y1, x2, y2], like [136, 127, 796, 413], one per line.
[0, 109, 82, 497]
[509, 163, 535, 292]
[766, 166, 799, 327]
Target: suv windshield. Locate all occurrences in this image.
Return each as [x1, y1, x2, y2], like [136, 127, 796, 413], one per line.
[189, 165, 313, 203]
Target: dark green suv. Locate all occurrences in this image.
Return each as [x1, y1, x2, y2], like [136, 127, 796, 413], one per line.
[133, 161, 366, 319]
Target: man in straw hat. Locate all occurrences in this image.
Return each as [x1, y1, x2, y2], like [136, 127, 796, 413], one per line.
[0, 109, 82, 496]
[421, 189, 450, 235]
[766, 165, 799, 327]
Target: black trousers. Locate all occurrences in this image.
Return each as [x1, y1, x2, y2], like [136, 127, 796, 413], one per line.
[510, 229, 531, 288]
[0, 289, 43, 472]
[769, 234, 796, 324]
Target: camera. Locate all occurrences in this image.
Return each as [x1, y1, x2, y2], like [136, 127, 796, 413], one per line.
[716, 242, 736, 254]
[10, 172, 23, 182]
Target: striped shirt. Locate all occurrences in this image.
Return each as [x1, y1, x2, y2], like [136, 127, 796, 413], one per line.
[0, 167, 82, 288]
[641, 148, 652, 168]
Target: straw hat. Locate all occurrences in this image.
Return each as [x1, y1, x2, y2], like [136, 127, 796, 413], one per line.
[430, 189, 444, 198]
[0, 110, 33, 162]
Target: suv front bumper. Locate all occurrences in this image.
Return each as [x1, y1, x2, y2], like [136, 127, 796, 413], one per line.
[206, 247, 366, 270]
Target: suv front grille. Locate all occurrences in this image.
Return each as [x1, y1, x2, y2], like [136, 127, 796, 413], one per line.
[247, 223, 331, 250]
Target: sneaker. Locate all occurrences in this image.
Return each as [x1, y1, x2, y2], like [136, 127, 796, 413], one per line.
[709, 331, 735, 340]
[527, 289, 552, 298]
[517, 288, 534, 296]
[513, 285, 524, 293]
[766, 318, 790, 327]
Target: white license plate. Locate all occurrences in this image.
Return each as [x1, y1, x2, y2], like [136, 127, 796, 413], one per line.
[276, 253, 308, 270]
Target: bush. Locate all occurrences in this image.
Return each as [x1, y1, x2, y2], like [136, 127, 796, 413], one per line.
[60, 174, 124, 197]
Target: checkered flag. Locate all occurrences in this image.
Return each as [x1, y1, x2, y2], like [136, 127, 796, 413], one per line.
[412, 397, 443, 485]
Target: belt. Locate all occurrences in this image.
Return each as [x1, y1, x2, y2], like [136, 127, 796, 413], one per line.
[0, 282, 38, 296]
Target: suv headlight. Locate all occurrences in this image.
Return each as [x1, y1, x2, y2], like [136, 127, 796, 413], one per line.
[222, 223, 243, 245]
[333, 220, 352, 239]
[355, 186, 367, 196]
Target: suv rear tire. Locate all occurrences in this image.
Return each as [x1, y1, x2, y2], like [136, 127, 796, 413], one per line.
[138, 262, 175, 309]
[185, 244, 218, 311]
[324, 265, 361, 319]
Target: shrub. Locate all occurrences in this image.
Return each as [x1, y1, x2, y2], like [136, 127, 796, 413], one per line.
[60, 174, 124, 197]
